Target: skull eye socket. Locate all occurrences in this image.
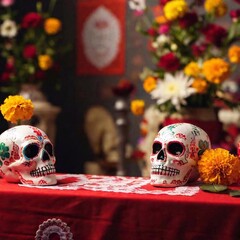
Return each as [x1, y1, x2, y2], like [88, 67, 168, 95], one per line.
[44, 142, 54, 156]
[167, 141, 184, 156]
[152, 142, 162, 154]
[23, 143, 39, 160]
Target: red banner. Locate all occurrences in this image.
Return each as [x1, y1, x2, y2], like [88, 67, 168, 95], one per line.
[76, 0, 126, 75]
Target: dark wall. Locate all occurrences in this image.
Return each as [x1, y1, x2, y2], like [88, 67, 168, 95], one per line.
[0, 0, 153, 174]
[52, 0, 152, 174]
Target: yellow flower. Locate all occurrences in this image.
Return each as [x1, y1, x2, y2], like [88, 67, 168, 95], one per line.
[38, 55, 53, 70]
[44, 18, 62, 35]
[202, 58, 230, 84]
[184, 62, 202, 77]
[191, 78, 208, 94]
[130, 100, 145, 115]
[0, 95, 34, 124]
[204, 0, 227, 17]
[198, 148, 240, 185]
[163, 0, 188, 21]
[143, 76, 157, 93]
[228, 45, 240, 63]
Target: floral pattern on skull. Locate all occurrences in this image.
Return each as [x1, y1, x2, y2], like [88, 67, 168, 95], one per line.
[0, 125, 56, 185]
[150, 123, 211, 187]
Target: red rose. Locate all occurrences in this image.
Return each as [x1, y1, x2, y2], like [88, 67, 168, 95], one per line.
[159, 0, 171, 6]
[230, 9, 240, 21]
[147, 27, 157, 36]
[191, 43, 207, 57]
[112, 79, 135, 96]
[157, 52, 180, 72]
[23, 44, 37, 59]
[21, 12, 42, 28]
[1, 72, 11, 82]
[234, 0, 240, 4]
[158, 24, 170, 34]
[35, 70, 46, 81]
[179, 12, 198, 28]
[5, 60, 14, 71]
[202, 24, 227, 47]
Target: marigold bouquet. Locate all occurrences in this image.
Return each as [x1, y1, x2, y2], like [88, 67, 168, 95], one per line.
[129, 0, 240, 115]
[0, 0, 66, 94]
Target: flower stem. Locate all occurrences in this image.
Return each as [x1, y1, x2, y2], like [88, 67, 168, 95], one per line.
[48, 0, 57, 15]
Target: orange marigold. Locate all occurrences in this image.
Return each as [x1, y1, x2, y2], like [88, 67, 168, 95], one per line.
[202, 58, 230, 84]
[44, 18, 62, 35]
[130, 100, 145, 115]
[191, 78, 208, 94]
[38, 55, 53, 71]
[155, 15, 168, 24]
[143, 76, 157, 93]
[198, 148, 240, 185]
[204, 0, 227, 17]
[228, 45, 240, 63]
[0, 95, 34, 124]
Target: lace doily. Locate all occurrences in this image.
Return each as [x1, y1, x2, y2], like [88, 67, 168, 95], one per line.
[21, 174, 199, 196]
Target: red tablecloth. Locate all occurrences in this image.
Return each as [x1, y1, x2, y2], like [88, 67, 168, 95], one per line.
[0, 174, 240, 240]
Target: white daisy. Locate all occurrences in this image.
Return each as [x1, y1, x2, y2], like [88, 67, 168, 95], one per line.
[128, 0, 146, 11]
[0, 19, 17, 38]
[156, 35, 170, 46]
[150, 71, 196, 110]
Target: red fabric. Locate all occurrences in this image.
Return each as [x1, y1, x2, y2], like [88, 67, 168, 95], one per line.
[163, 117, 223, 144]
[76, 0, 125, 75]
[0, 175, 240, 240]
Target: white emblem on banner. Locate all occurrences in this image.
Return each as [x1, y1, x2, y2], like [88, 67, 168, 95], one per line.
[82, 6, 121, 69]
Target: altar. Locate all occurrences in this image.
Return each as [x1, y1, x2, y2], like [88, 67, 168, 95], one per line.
[0, 174, 240, 240]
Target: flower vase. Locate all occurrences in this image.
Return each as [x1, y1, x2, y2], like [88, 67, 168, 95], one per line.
[19, 84, 61, 145]
[162, 107, 223, 145]
[19, 83, 47, 102]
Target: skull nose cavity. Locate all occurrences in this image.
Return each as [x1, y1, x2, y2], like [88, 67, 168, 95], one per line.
[42, 150, 50, 161]
[157, 149, 165, 161]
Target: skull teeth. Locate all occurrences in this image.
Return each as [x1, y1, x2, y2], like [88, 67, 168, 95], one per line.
[151, 165, 180, 176]
[30, 164, 56, 177]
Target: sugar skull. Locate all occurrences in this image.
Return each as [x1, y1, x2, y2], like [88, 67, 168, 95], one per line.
[150, 123, 211, 187]
[0, 125, 57, 185]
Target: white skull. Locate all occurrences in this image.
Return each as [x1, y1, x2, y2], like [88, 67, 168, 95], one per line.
[150, 123, 211, 187]
[0, 125, 57, 185]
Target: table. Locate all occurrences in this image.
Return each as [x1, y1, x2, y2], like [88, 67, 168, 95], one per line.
[0, 174, 240, 240]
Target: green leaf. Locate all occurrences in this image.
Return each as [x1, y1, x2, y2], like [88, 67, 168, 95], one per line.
[229, 190, 240, 197]
[200, 184, 228, 193]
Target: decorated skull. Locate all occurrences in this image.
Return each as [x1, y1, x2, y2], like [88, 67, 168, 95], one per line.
[0, 125, 57, 185]
[150, 123, 211, 187]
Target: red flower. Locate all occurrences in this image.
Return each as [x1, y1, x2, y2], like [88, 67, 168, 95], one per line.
[1, 72, 11, 82]
[159, 0, 171, 6]
[147, 27, 157, 36]
[230, 9, 240, 21]
[112, 79, 135, 97]
[5, 60, 14, 72]
[157, 52, 180, 72]
[178, 12, 198, 28]
[158, 24, 170, 34]
[34, 70, 46, 80]
[23, 44, 37, 59]
[21, 12, 42, 28]
[234, 0, 240, 4]
[131, 149, 145, 161]
[191, 43, 207, 57]
[202, 24, 227, 47]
